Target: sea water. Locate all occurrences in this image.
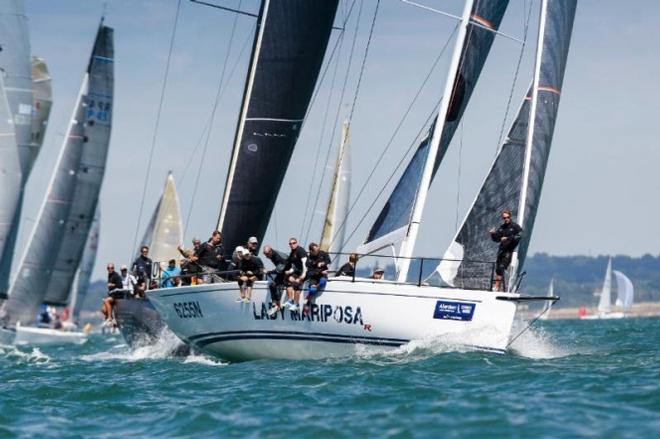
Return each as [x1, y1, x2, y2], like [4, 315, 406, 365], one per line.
[1, 317, 658, 437]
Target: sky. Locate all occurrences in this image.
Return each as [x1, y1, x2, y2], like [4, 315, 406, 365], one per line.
[17, 0, 660, 282]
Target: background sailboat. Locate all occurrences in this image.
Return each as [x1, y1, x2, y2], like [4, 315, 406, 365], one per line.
[1, 22, 113, 344]
[582, 258, 634, 319]
[0, 0, 34, 299]
[320, 120, 351, 268]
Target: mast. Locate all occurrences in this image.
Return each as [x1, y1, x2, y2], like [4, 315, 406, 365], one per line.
[396, 0, 475, 282]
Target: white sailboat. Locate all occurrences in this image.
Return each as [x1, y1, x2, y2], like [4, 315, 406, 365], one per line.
[1, 22, 114, 345]
[145, 0, 576, 361]
[581, 258, 634, 320]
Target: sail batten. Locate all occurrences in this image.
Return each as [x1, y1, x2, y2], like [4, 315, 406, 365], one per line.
[217, 0, 339, 254]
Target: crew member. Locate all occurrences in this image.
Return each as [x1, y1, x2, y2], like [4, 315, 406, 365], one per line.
[284, 237, 307, 312]
[120, 265, 137, 291]
[132, 245, 153, 285]
[489, 208, 523, 292]
[102, 263, 123, 325]
[336, 253, 359, 277]
[161, 259, 182, 288]
[195, 231, 225, 282]
[305, 242, 331, 311]
[236, 248, 264, 303]
[263, 245, 288, 316]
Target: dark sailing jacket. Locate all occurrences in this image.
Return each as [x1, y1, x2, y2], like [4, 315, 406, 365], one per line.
[196, 241, 225, 269]
[491, 221, 523, 253]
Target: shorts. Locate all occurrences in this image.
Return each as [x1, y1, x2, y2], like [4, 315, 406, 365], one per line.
[308, 277, 327, 295]
[238, 275, 256, 287]
[287, 271, 304, 289]
[496, 251, 513, 276]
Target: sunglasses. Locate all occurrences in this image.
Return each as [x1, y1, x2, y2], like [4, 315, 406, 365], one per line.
[289, 242, 297, 246]
[502, 216, 510, 220]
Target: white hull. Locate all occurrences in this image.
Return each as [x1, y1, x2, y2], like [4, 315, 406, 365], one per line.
[148, 278, 519, 362]
[0, 327, 16, 345]
[13, 324, 88, 345]
[580, 312, 625, 320]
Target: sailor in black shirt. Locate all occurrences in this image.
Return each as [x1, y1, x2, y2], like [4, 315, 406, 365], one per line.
[336, 253, 359, 277]
[102, 263, 123, 325]
[305, 243, 331, 309]
[283, 237, 307, 312]
[263, 245, 288, 316]
[131, 246, 153, 284]
[195, 231, 226, 282]
[489, 209, 523, 292]
[236, 248, 264, 303]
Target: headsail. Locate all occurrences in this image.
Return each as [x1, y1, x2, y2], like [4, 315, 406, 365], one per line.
[511, 0, 577, 279]
[139, 172, 184, 264]
[217, 0, 339, 253]
[437, 88, 532, 288]
[613, 270, 634, 312]
[0, 0, 33, 297]
[3, 24, 113, 325]
[70, 208, 100, 323]
[439, 0, 577, 289]
[597, 258, 612, 314]
[320, 120, 351, 263]
[358, 0, 510, 270]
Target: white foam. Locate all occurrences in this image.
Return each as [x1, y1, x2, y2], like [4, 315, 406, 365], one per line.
[182, 353, 227, 366]
[1, 346, 52, 364]
[507, 322, 574, 359]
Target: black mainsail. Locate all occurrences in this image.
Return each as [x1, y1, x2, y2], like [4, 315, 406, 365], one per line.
[217, 0, 339, 253]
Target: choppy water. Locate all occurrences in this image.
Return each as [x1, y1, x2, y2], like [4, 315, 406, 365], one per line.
[1, 317, 658, 437]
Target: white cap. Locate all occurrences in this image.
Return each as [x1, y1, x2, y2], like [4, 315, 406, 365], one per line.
[120, 264, 128, 270]
[241, 248, 251, 256]
[248, 236, 258, 244]
[235, 246, 245, 253]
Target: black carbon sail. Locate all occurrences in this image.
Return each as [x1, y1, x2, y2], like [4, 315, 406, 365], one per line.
[217, 0, 339, 253]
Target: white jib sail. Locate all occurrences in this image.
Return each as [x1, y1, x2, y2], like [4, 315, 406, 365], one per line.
[597, 258, 613, 314]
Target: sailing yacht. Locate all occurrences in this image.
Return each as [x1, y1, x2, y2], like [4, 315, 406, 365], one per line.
[0, 22, 114, 346]
[113, 173, 187, 352]
[581, 258, 634, 320]
[145, 0, 576, 361]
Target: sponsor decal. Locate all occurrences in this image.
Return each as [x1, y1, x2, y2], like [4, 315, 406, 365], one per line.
[433, 300, 475, 321]
[173, 301, 204, 319]
[252, 302, 364, 326]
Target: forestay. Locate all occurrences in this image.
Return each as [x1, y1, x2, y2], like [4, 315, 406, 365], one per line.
[139, 172, 183, 264]
[2, 24, 113, 325]
[358, 0, 510, 257]
[217, 0, 339, 253]
[320, 120, 351, 262]
[0, 0, 33, 297]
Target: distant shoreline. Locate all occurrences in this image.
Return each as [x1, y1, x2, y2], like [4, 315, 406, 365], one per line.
[520, 301, 660, 320]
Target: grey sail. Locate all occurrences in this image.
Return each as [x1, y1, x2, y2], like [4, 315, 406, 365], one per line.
[43, 25, 114, 306]
[0, 75, 22, 274]
[3, 24, 113, 325]
[359, 0, 510, 254]
[217, 0, 339, 253]
[514, 0, 577, 275]
[438, 88, 532, 288]
[70, 207, 100, 323]
[139, 172, 183, 264]
[0, 0, 33, 298]
[440, 0, 576, 289]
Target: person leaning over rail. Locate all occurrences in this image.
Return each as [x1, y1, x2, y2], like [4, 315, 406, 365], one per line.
[236, 248, 264, 303]
[263, 245, 288, 317]
[489, 208, 523, 292]
[283, 237, 307, 312]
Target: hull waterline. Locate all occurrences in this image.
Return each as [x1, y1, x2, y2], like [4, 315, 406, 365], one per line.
[13, 324, 87, 345]
[148, 278, 518, 362]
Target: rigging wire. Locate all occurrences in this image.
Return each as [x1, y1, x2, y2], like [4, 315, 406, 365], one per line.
[183, 0, 243, 238]
[495, 0, 534, 153]
[455, 119, 464, 232]
[299, 30, 345, 237]
[301, 0, 365, 243]
[327, 23, 459, 248]
[130, 0, 182, 258]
